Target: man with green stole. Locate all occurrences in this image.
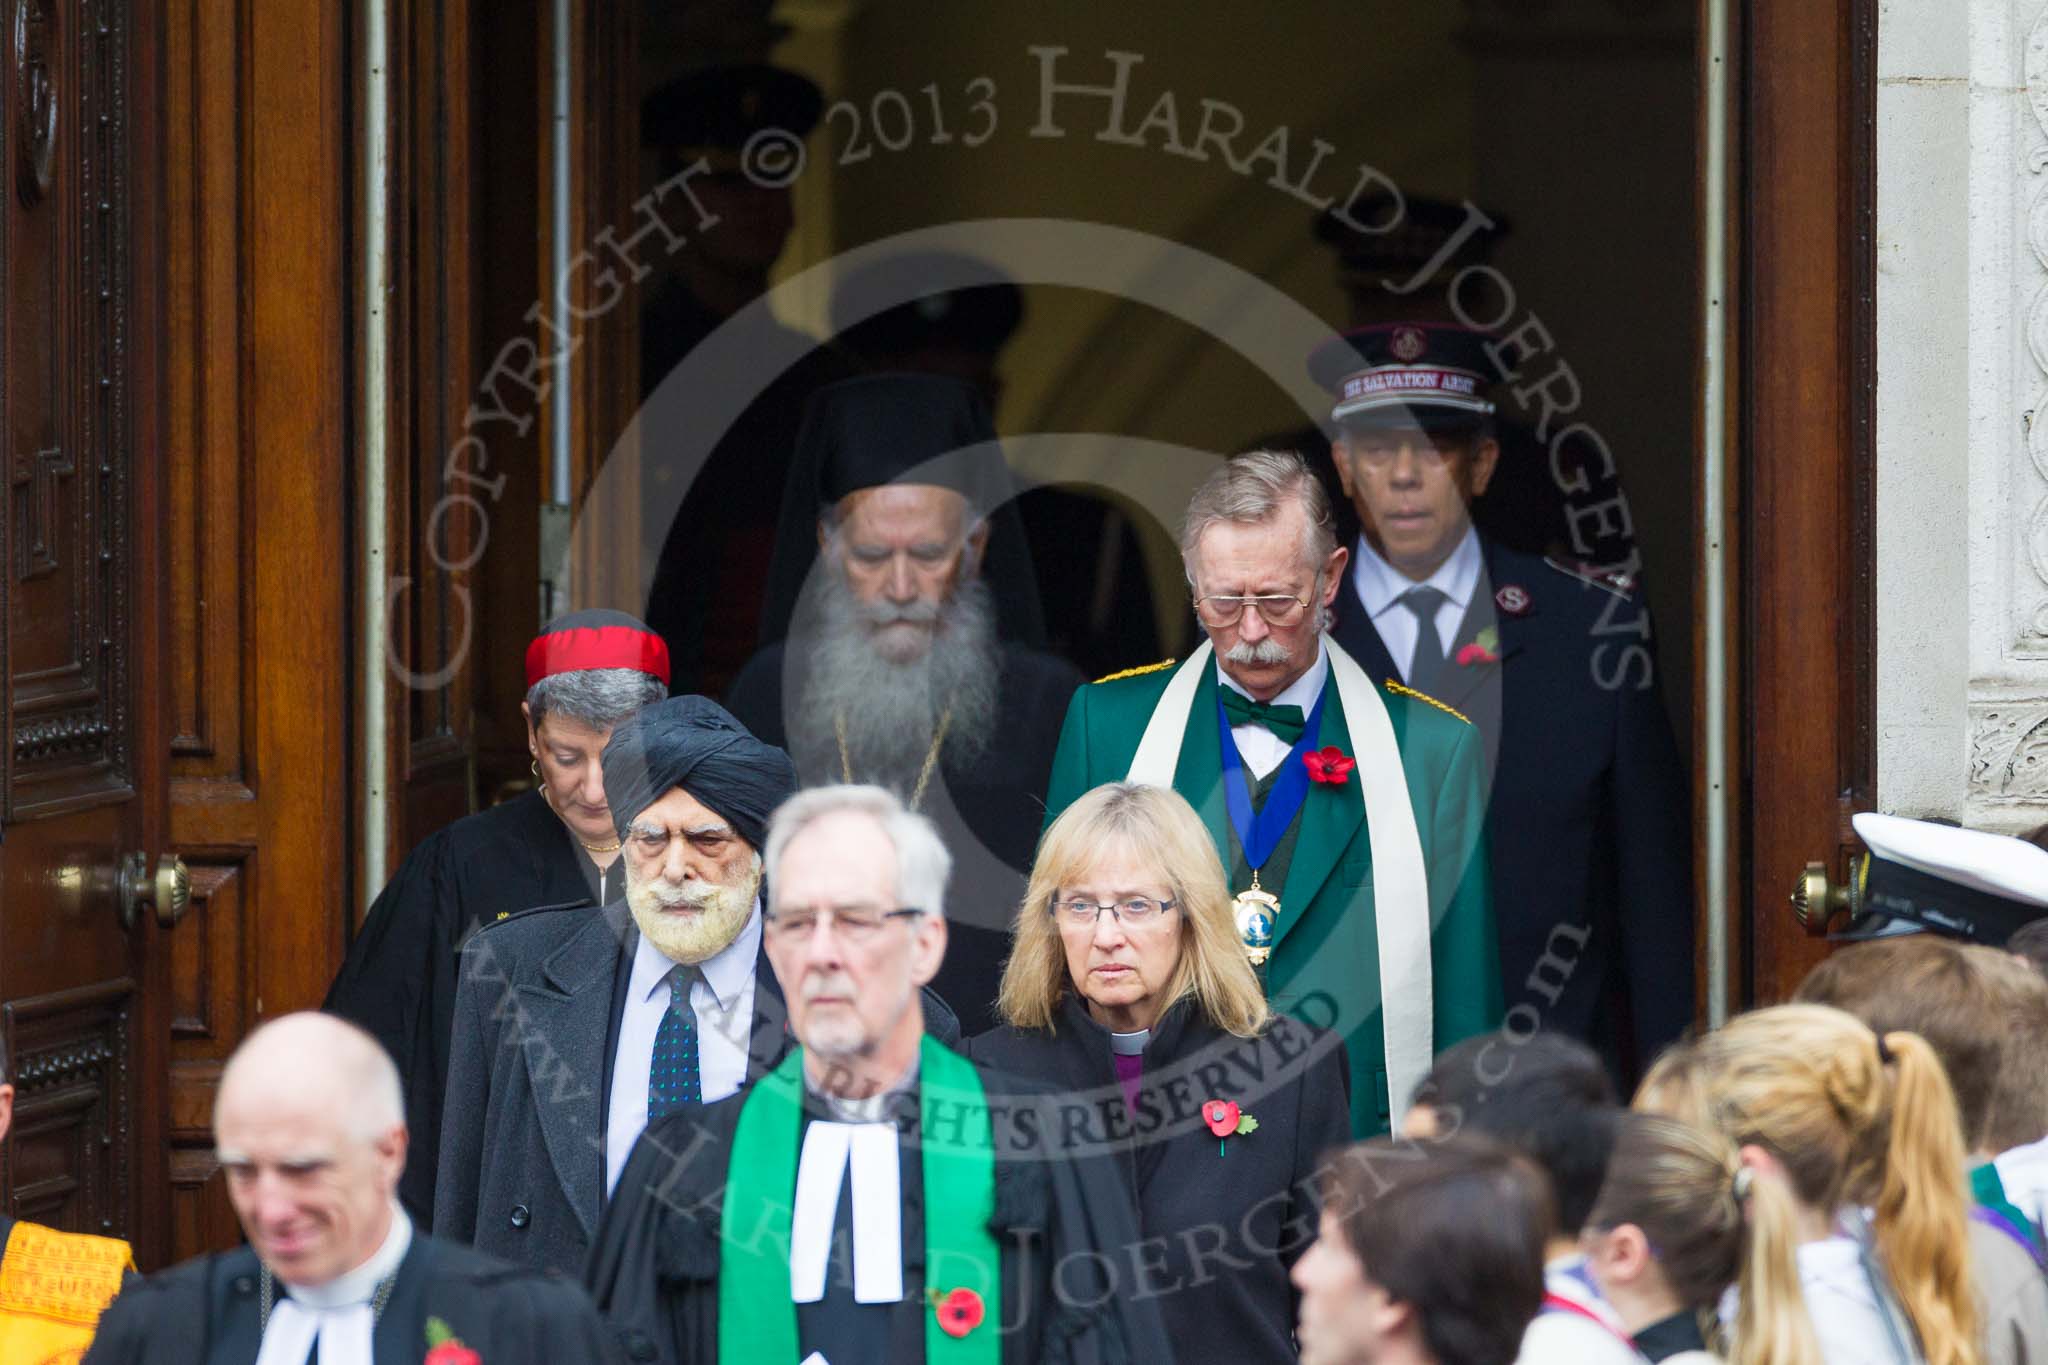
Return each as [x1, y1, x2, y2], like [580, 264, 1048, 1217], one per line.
[585, 784, 1170, 1365]
[1043, 450, 1502, 1136]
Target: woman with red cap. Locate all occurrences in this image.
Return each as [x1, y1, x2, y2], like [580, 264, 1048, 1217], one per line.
[324, 607, 669, 1223]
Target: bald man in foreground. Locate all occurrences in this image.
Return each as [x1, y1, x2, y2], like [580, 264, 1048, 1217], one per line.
[85, 1013, 614, 1364]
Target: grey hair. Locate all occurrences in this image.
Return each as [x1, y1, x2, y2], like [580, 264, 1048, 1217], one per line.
[525, 667, 667, 730]
[764, 784, 953, 919]
[1179, 448, 1337, 584]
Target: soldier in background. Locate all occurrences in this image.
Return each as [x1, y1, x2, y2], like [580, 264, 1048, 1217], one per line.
[639, 63, 851, 697]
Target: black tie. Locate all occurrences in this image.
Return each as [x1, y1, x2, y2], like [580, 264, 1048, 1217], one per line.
[1399, 586, 1448, 694]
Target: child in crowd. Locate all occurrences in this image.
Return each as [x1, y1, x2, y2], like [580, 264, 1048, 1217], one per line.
[1637, 1004, 1983, 1365]
[1297, 1134, 1551, 1365]
[1583, 1111, 1810, 1364]
[1405, 1032, 1635, 1365]
[1794, 936, 2048, 1345]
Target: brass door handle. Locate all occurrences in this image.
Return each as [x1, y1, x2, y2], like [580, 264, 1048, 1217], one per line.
[1788, 857, 1859, 937]
[119, 852, 191, 930]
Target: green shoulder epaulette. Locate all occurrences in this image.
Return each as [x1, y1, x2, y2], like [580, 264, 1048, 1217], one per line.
[1093, 658, 1176, 685]
[1383, 679, 1471, 726]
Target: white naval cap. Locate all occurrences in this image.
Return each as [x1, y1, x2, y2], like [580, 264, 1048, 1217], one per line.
[1836, 811, 2048, 945]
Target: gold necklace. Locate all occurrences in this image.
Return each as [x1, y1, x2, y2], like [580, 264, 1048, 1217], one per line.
[836, 707, 953, 811]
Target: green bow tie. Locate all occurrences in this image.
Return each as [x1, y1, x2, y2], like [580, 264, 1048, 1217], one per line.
[1221, 689, 1307, 743]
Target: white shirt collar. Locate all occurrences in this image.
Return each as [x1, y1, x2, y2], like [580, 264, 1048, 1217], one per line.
[1351, 525, 1483, 617]
[1215, 634, 1329, 710]
[283, 1203, 412, 1308]
[629, 895, 763, 1011]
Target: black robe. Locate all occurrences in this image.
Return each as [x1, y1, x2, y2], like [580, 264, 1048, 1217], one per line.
[584, 1050, 1171, 1365]
[80, 1232, 614, 1364]
[323, 790, 609, 1222]
[969, 998, 1350, 1365]
[725, 640, 1082, 1035]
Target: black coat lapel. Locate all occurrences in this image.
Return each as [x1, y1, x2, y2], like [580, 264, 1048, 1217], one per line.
[370, 1236, 435, 1360]
[745, 937, 794, 1080]
[202, 1251, 264, 1365]
[517, 903, 631, 1241]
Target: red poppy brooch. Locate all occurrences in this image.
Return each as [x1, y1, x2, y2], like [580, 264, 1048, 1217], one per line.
[1303, 746, 1355, 785]
[1203, 1098, 1259, 1155]
[424, 1318, 482, 1365]
[932, 1286, 986, 1338]
[1456, 626, 1501, 667]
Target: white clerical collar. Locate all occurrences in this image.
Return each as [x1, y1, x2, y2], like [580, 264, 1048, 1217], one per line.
[629, 894, 763, 1011]
[283, 1203, 412, 1309]
[1109, 1029, 1150, 1056]
[1215, 634, 1329, 711]
[805, 1055, 920, 1125]
[1351, 525, 1483, 618]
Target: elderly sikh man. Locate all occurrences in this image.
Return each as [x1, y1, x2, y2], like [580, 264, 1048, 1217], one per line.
[1044, 449, 1501, 1137]
[435, 695, 960, 1276]
[730, 372, 1082, 1033]
[84, 1013, 610, 1364]
[0, 1042, 133, 1361]
[586, 785, 1170, 1365]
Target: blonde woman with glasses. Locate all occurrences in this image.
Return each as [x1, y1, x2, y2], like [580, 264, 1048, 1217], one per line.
[970, 781, 1351, 1365]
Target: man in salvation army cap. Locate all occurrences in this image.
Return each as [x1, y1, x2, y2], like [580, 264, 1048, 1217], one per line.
[1318, 321, 1696, 1085]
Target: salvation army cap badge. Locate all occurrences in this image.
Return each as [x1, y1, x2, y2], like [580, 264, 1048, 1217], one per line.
[1390, 325, 1428, 362]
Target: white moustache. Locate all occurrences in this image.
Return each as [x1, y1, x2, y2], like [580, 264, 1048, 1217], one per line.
[1223, 638, 1293, 666]
[646, 879, 718, 909]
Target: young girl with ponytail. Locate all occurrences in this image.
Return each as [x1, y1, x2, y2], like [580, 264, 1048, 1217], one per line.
[1584, 1111, 1816, 1364]
[1635, 1004, 1983, 1365]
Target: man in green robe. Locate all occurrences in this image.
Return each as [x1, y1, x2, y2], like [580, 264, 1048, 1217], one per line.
[1043, 450, 1501, 1136]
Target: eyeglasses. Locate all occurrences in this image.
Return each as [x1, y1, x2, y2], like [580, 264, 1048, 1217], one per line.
[1193, 593, 1314, 628]
[1193, 571, 1324, 629]
[623, 824, 739, 860]
[1051, 895, 1179, 928]
[762, 904, 926, 944]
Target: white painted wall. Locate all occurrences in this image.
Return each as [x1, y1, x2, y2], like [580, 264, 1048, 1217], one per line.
[1876, 0, 2048, 832]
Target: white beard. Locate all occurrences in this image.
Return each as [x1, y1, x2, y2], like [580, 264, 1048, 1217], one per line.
[787, 572, 1002, 794]
[625, 856, 762, 965]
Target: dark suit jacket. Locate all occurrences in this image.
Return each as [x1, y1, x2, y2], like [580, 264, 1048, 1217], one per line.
[81, 1231, 614, 1364]
[323, 789, 600, 1223]
[969, 998, 1352, 1365]
[1330, 537, 1694, 1068]
[433, 899, 961, 1275]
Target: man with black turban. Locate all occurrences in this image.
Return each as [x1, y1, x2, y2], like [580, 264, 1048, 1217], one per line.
[730, 373, 1083, 1033]
[433, 695, 959, 1276]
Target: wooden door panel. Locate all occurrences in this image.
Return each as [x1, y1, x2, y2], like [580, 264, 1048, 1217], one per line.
[1739, 0, 1877, 1006]
[3, 982, 134, 1235]
[159, 0, 352, 1255]
[0, 0, 156, 1249]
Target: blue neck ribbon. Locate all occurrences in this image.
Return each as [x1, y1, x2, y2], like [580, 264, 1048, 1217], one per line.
[1217, 683, 1329, 875]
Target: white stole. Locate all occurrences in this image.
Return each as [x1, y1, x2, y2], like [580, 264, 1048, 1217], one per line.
[1124, 637, 1435, 1127]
